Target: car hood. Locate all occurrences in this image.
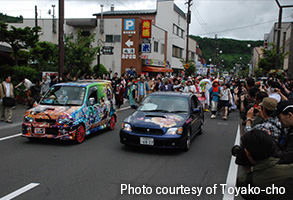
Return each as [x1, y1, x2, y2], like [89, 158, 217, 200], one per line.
[124, 111, 188, 128]
[24, 105, 80, 120]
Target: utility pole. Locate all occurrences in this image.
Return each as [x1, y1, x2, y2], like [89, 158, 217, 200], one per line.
[185, 0, 192, 67]
[34, 6, 38, 34]
[59, 0, 65, 78]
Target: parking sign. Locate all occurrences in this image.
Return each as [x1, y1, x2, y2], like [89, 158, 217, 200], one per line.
[124, 19, 135, 31]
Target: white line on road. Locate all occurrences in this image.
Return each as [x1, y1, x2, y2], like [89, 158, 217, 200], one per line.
[222, 125, 240, 200]
[0, 106, 131, 142]
[0, 133, 22, 142]
[0, 183, 40, 200]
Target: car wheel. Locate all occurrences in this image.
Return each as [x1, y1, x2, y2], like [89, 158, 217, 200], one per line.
[183, 129, 191, 152]
[109, 115, 116, 130]
[75, 124, 85, 144]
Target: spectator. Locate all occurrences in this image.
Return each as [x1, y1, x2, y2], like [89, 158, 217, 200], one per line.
[219, 83, 233, 120]
[30, 79, 42, 107]
[160, 79, 173, 91]
[236, 129, 293, 200]
[128, 66, 136, 78]
[244, 97, 282, 142]
[135, 77, 149, 104]
[272, 101, 293, 164]
[183, 80, 196, 93]
[0, 75, 14, 123]
[15, 76, 32, 97]
[41, 76, 50, 95]
[49, 75, 58, 87]
[63, 71, 72, 82]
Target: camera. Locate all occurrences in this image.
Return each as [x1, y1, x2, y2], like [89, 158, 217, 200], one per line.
[253, 108, 259, 114]
[231, 145, 252, 166]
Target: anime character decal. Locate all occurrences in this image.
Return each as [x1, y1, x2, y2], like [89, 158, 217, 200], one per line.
[139, 114, 184, 128]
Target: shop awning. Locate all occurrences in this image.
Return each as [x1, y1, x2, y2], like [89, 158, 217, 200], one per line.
[142, 66, 173, 73]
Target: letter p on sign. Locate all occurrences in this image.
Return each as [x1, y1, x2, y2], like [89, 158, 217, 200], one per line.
[124, 19, 135, 30]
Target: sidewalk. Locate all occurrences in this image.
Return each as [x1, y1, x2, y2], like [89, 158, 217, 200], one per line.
[0, 105, 29, 130]
[0, 100, 132, 130]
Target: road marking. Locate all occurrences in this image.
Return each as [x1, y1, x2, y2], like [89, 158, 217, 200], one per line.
[0, 183, 40, 200]
[217, 122, 228, 125]
[222, 125, 240, 200]
[118, 106, 131, 111]
[0, 133, 22, 142]
[0, 106, 131, 142]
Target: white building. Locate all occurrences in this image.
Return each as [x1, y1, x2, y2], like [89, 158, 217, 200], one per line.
[3, 0, 204, 77]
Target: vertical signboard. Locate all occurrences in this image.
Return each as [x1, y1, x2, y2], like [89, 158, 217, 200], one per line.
[141, 19, 152, 38]
[121, 18, 142, 74]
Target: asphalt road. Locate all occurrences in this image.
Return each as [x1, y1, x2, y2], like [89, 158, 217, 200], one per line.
[0, 107, 240, 200]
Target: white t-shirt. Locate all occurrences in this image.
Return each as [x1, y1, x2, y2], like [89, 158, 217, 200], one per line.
[4, 82, 11, 97]
[269, 93, 281, 102]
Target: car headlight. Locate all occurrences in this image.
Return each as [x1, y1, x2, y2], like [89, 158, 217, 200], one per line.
[57, 116, 73, 125]
[24, 116, 34, 123]
[122, 123, 132, 132]
[166, 127, 183, 135]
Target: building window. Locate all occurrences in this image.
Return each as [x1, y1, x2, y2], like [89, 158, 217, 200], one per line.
[81, 31, 91, 37]
[154, 41, 159, 52]
[106, 35, 121, 43]
[191, 52, 195, 61]
[172, 45, 183, 58]
[161, 44, 165, 54]
[173, 24, 184, 38]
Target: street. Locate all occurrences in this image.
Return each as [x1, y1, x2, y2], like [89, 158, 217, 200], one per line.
[0, 105, 240, 200]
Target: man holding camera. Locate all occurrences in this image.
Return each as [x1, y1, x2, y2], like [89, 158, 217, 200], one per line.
[244, 97, 282, 142]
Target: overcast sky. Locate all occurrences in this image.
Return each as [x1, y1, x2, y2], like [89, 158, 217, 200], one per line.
[1, 0, 293, 40]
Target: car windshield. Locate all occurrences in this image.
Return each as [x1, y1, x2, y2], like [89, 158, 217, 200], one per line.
[40, 86, 86, 106]
[138, 95, 189, 113]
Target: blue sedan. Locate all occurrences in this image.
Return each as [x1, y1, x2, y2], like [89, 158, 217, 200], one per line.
[120, 92, 204, 151]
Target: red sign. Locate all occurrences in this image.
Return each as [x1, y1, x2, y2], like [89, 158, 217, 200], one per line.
[141, 20, 152, 38]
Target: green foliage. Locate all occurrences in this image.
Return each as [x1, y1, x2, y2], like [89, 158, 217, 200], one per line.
[93, 63, 109, 78]
[64, 30, 99, 76]
[12, 65, 39, 84]
[254, 67, 265, 78]
[0, 64, 14, 80]
[238, 69, 249, 78]
[190, 35, 263, 70]
[0, 13, 23, 23]
[258, 46, 287, 72]
[0, 22, 41, 65]
[29, 41, 58, 72]
[180, 58, 196, 76]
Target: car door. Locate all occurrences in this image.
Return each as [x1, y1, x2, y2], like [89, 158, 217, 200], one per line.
[190, 95, 201, 134]
[86, 86, 99, 130]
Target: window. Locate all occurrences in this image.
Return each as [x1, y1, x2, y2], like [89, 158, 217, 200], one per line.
[161, 44, 165, 54]
[173, 24, 184, 38]
[105, 35, 121, 43]
[106, 35, 113, 43]
[172, 45, 183, 58]
[191, 52, 195, 61]
[81, 31, 90, 37]
[154, 41, 159, 52]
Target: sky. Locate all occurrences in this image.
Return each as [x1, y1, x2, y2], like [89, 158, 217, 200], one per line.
[1, 0, 293, 41]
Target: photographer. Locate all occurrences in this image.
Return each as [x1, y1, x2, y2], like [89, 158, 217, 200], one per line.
[244, 97, 282, 142]
[236, 129, 293, 200]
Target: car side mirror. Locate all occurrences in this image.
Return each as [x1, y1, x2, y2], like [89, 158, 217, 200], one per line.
[89, 97, 96, 106]
[193, 108, 201, 113]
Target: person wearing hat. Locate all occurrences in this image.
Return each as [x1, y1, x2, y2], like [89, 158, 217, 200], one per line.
[209, 80, 221, 119]
[183, 80, 196, 93]
[244, 97, 282, 142]
[273, 101, 293, 164]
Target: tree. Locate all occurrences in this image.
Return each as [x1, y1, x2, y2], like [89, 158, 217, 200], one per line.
[0, 21, 40, 65]
[258, 45, 287, 73]
[64, 30, 99, 76]
[180, 58, 196, 76]
[29, 41, 58, 72]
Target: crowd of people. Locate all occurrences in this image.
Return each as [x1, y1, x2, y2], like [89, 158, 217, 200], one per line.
[1, 69, 293, 198]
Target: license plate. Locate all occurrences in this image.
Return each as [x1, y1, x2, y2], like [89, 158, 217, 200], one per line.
[140, 137, 154, 146]
[35, 128, 45, 134]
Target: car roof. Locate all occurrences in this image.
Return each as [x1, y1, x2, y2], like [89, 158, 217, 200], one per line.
[148, 91, 193, 98]
[54, 80, 111, 87]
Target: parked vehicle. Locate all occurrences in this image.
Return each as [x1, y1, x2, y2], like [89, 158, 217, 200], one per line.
[22, 80, 116, 143]
[120, 92, 204, 151]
